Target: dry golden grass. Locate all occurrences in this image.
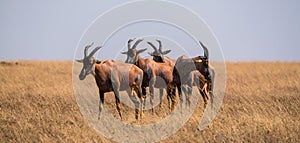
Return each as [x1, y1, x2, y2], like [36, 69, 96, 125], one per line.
[0, 61, 299, 142]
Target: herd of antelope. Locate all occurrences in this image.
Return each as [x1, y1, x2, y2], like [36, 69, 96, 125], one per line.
[76, 39, 215, 120]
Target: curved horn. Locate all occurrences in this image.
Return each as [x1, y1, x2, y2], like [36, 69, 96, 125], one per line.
[199, 41, 209, 59]
[147, 42, 158, 52]
[127, 38, 136, 49]
[84, 42, 94, 58]
[156, 39, 162, 52]
[155, 39, 171, 55]
[131, 39, 143, 49]
[88, 46, 102, 57]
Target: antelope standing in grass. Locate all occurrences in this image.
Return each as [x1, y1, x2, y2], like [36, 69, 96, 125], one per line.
[148, 40, 210, 109]
[173, 41, 215, 109]
[121, 39, 177, 111]
[147, 40, 173, 108]
[76, 42, 144, 120]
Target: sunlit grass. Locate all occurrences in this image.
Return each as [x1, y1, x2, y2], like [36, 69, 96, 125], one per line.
[0, 61, 299, 142]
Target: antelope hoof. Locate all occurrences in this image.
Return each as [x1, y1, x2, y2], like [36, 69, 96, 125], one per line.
[98, 113, 102, 120]
[119, 114, 123, 120]
[135, 114, 139, 120]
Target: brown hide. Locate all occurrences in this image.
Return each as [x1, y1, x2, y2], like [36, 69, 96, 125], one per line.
[94, 60, 143, 93]
[173, 56, 209, 83]
[136, 56, 173, 88]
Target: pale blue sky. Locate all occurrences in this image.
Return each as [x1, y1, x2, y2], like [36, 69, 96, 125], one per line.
[0, 0, 299, 61]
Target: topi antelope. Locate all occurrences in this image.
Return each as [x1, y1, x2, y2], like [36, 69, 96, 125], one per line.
[148, 40, 210, 109]
[76, 42, 144, 120]
[147, 39, 174, 108]
[173, 41, 215, 109]
[121, 38, 177, 111]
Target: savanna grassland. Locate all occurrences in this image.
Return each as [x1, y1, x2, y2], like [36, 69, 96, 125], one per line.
[0, 61, 299, 142]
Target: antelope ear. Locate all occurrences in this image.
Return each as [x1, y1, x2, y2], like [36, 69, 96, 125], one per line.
[194, 59, 202, 63]
[148, 52, 154, 56]
[76, 59, 83, 63]
[137, 48, 147, 54]
[121, 51, 128, 55]
[162, 50, 171, 55]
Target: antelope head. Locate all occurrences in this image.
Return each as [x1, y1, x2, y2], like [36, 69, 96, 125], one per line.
[193, 41, 210, 78]
[147, 39, 171, 62]
[121, 38, 146, 64]
[76, 42, 102, 80]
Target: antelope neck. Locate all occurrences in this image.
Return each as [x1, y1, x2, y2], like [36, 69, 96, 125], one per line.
[135, 55, 145, 69]
[91, 62, 97, 77]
